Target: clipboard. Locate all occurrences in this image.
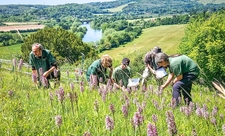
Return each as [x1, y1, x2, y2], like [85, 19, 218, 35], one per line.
[127, 78, 140, 87]
[155, 67, 167, 79]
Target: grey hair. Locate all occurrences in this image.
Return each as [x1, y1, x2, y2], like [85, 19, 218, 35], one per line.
[151, 46, 162, 54]
[155, 52, 169, 64]
[32, 43, 44, 50]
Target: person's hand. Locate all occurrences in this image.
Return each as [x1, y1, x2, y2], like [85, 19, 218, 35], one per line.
[160, 85, 166, 90]
[109, 78, 114, 85]
[152, 70, 156, 75]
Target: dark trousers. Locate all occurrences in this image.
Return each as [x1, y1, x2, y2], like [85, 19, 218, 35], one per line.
[172, 73, 198, 105]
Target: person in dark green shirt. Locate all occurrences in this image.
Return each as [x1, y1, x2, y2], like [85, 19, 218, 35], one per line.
[112, 58, 131, 88]
[86, 54, 113, 86]
[155, 53, 200, 105]
[29, 43, 58, 87]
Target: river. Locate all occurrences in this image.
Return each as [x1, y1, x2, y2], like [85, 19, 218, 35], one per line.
[81, 23, 102, 42]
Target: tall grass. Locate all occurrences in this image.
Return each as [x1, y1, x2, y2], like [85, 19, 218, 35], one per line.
[0, 64, 224, 135]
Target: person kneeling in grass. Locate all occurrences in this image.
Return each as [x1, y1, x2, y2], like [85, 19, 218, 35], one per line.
[155, 53, 200, 105]
[112, 58, 131, 89]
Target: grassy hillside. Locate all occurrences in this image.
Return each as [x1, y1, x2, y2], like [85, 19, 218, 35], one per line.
[105, 2, 134, 12]
[99, 24, 186, 61]
[198, 0, 225, 5]
[0, 44, 21, 60]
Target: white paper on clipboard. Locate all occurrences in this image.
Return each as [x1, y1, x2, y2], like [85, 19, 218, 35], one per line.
[155, 67, 167, 79]
[127, 78, 140, 87]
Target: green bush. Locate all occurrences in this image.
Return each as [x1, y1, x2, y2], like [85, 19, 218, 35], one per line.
[178, 10, 225, 81]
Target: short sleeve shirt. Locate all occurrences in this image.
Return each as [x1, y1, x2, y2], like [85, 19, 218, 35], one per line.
[169, 55, 199, 77]
[29, 49, 55, 76]
[86, 59, 107, 83]
[112, 65, 131, 87]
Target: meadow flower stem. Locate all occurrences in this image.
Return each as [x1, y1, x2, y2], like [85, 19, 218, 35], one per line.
[50, 100, 53, 108]
[138, 126, 141, 136]
[61, 102, 65, 114]
[76, 101, 79, 118]
[112, 114, 115, 126]
[58, 128, 61, 136]
[125, 118, 129, 135]
[70, 101, 75, 115]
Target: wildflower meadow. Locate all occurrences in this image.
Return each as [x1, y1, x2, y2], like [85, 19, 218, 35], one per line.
[0, 59, 225, 136]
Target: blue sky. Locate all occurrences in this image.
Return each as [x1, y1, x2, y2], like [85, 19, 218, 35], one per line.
[0, 0, 115, 5]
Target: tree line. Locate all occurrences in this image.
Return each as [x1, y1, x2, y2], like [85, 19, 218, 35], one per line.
[0, 0, 225, 22]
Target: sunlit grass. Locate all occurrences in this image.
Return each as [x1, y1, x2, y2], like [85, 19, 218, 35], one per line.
[0, 44, 22, 60]
[100, 24, 186, 61]
[104, 2, 134, 12]
[0, 67, 224, 135]
[197, 0, 225, 5]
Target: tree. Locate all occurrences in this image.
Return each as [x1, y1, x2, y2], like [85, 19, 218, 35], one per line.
[21, 28, 96, 65]
[178, 10, 225, 81]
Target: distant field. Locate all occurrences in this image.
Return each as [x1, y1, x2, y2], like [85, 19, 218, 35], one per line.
[0, 25, 45, 32]
[197, 0, 225, 5]
[99, 24, 186, 61]
[4, 22, 40, 26]
[105, 2, 135, 12]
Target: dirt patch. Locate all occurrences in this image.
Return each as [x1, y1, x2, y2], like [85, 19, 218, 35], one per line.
[0, 25, 45, 32]
[4, 22, 40, 25]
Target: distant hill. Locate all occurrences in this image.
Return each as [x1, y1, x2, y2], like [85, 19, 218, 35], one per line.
[197, 0, 225, 5]
[1, 0, 225, 22]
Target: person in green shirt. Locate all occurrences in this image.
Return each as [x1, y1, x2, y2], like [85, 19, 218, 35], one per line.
[155, 53, 200, 105]
[86, 54, 113, 86]
[112, 58, 131, 89]
[29, 43, 58, 87]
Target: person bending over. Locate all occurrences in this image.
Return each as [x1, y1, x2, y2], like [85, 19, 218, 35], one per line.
[142, 46, 162, 85]
[155, 53, 199, 105]
[29, 43, 58, 87]
[86, 54, 113, 86]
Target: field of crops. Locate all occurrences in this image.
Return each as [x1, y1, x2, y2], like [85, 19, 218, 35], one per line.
[0, 25, 45, 32]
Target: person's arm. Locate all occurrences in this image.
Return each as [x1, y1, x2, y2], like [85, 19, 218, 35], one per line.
[173, 74, 183, 84]
[161, 73, 174, 90]
[43, 66, 56, 78]
[109, 66, 113, 82]
[147, 64, 156, 74]
[112, 79, 122, 89]
[43, 50, 56, 78]
[111, 67, 122, 89]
